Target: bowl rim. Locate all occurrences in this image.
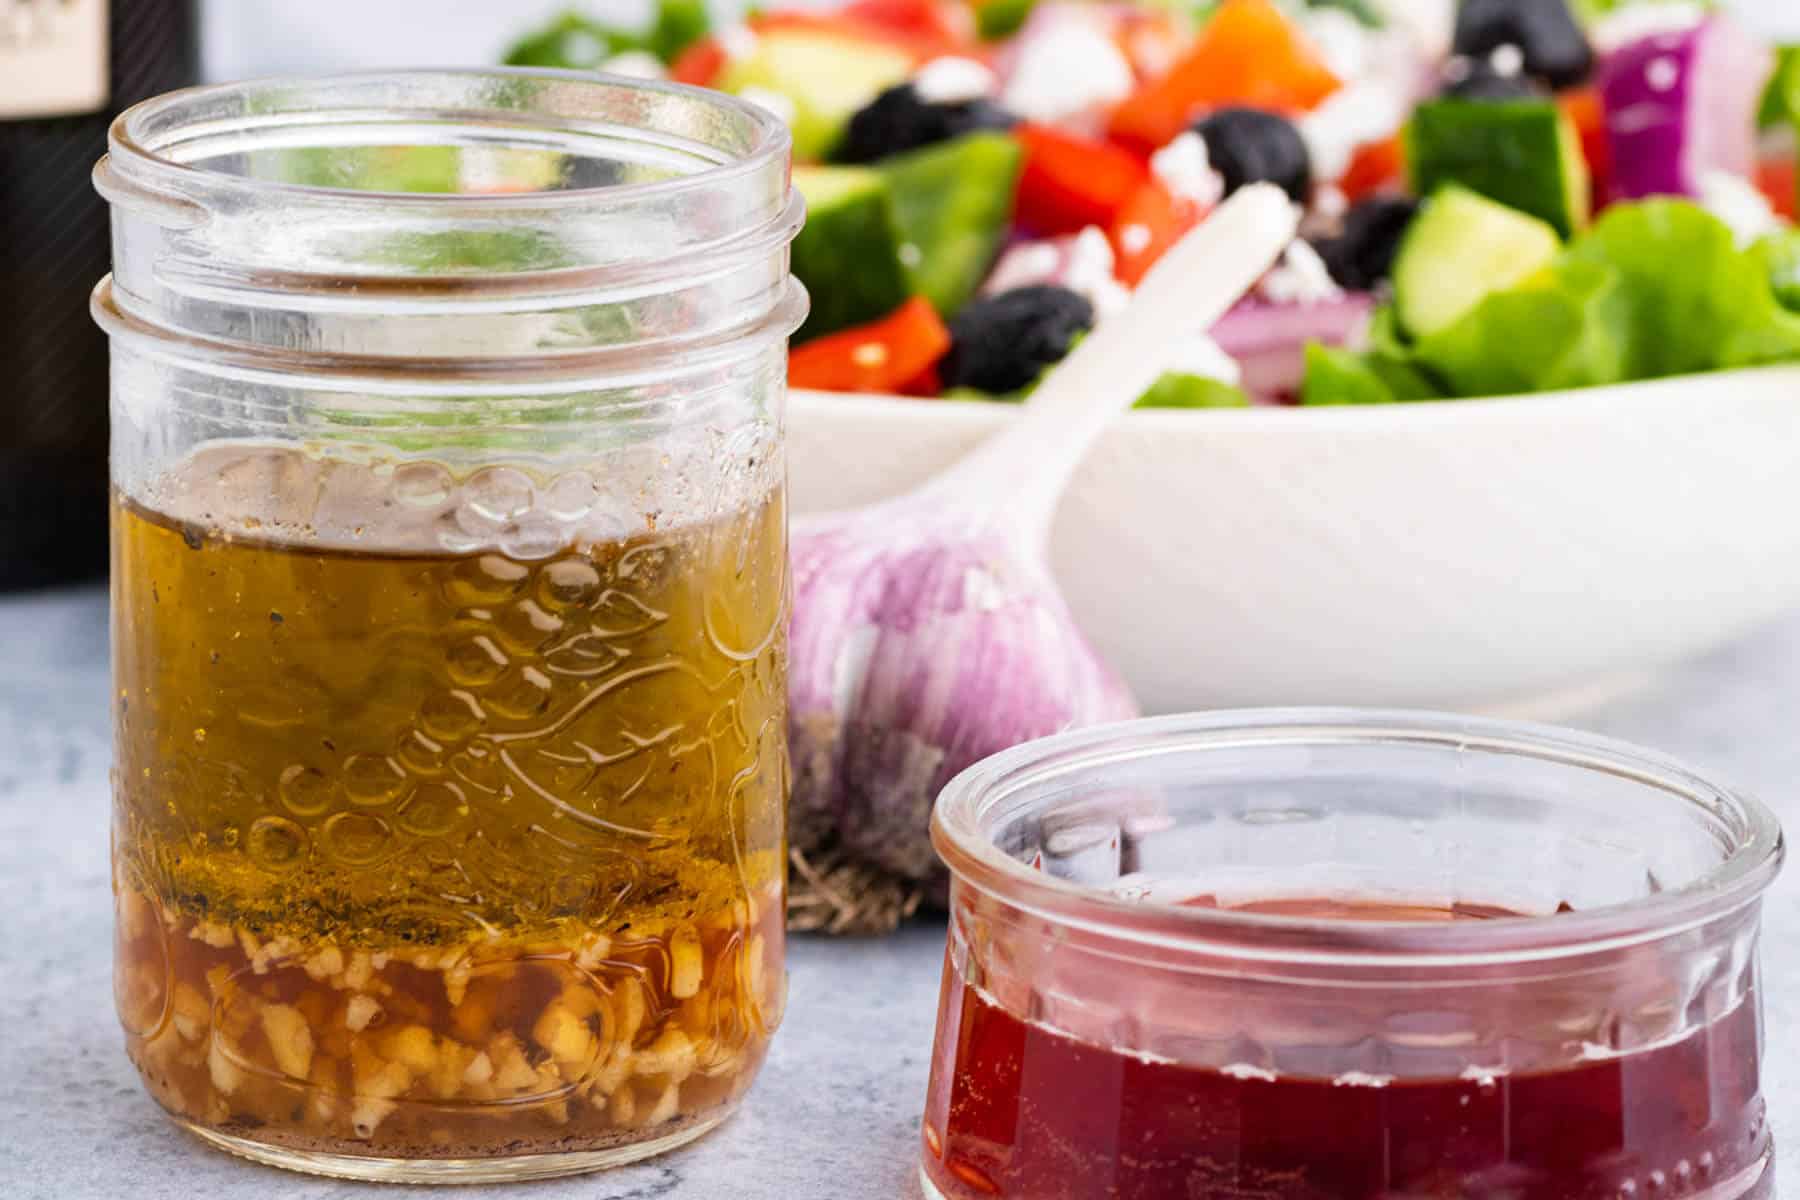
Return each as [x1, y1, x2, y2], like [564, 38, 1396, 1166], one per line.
[930, 708, 1786, 966]
[792, 363, 1800, 434]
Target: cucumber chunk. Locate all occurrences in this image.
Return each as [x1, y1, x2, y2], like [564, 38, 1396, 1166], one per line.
[1406, 96, 1591, 237]
[1393, 185, 1563, 338]
[1134, 373, 1251, 408]
[791, 166, 914, 341]
[717, 30, 915, 161]
[879, 132, 1025, 318]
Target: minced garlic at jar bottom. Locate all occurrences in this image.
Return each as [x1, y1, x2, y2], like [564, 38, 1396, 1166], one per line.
[116, 882, 784, 1155]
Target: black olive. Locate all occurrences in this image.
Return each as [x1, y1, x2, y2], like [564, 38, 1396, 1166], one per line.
[1453, 0, 1594, 90]
[1192, 107, 1312, 204]
[1310, 196, 1419, 292]
[1443, 57, 1546, 101]
[940, 285, 1095, 394]
[834, 83, 1017, 165]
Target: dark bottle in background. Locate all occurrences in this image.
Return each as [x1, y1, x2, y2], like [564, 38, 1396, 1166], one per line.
[0, 0, 200, 591]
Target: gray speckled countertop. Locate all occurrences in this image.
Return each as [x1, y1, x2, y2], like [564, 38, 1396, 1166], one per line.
[5, 586, 1797, 1199]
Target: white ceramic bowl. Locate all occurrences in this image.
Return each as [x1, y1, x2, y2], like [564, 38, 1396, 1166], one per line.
[788, 367, 1800, 714]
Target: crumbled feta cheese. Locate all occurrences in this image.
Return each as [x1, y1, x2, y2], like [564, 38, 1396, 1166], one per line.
[737, 86, 797, 128]
[561, 31, 608, 65]
[1488, 43, 1526, 78]
[1150, 132, 1225, 208]
[598, 50, 668, 80]
[1300, 80, 1410, 186]
[718, 25, 760, 61]
[986, 228, 1131, 316]
[1090, 278, 1132, 317]
[1165, 334, 1241, 386]
[1589, 3, 1705, 55]
[1373, 0, 1453, 61]
[913, 56, 997, 105]
[898, 241, 924, 269]
[1065, 226, 1131, 317]
[1002, 23, 1134, 125]
[1117, 223, 1153, 256]
[1313, 184, 1349, 222]
[1698, 169, 1783, 248]
[984, 242, 1063, 295]
[1303, 7, 1374, 83]
[1258, 239, 1343, 306]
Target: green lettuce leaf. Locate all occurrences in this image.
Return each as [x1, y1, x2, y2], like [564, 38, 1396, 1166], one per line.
[1300, 309, 1441, 406]
[1308, 199, 1800, 404]
[1363, 307, 1444, 398]
[1298, 0, 1383, 28]
[1562, 199, 1800, 377]
[1411, 259, 1632, 397]
[505, 1, 710, 68]
[1752, 229, 1800, 312]
[1135, 373, 1252, 409]
[1300, 341, 1439, 406]
[1300, 344, 1400, 405]
[1759, 45, 1800, 129]
[645, 0, 712, 63]
[505, 12, 635, 68]
[1574, 0, 1714, 22]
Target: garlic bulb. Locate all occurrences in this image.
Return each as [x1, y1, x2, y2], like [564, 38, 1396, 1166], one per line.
[790, 509, 1137, 887]
[785, 186, 1300, 931]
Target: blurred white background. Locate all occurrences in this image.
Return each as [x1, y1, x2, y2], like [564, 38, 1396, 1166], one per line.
[199, 0, 1800, 81]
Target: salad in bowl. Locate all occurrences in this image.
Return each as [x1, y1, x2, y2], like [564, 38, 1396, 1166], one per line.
[512, 0, 1800, 407]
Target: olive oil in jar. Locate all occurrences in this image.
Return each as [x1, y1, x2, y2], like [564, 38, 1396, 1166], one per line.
[111, 444, 787, 1164]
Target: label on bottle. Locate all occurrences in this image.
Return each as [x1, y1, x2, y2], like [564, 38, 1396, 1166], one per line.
[0, 0, 111, 119]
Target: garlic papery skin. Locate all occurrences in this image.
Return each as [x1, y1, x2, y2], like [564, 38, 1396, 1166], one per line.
[788, 514, 1137, 884]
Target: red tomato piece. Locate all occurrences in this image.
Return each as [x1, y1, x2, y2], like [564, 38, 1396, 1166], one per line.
[1757, 156, 1798, 222]
[788, 297, 953, 394]
[1109, 0, 1341, 154]
[1113, 7, 1189, 82]
[1015, 123, 1151, 236]
[1337, 134, 1406, 202]
[670, 38, 727, 86]
[749, 10, 939, 62]
[840, 0, 974, 57]
[671, 12, 937, 91]
[896, 362, 944, 397]
[1108, 180, 1201, 286]
[1558, 87, 1612, 207]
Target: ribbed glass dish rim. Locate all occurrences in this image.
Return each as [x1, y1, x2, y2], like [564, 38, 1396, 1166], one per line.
[931, 708, 1785, 966]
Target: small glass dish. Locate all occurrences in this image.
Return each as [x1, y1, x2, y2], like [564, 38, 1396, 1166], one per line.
[921, 710, 1785, 1200]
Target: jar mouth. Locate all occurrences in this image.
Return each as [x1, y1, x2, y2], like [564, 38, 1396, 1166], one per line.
[93, 70, 806, 372]
[931, 709, 1786, 964]
[104, 68, 792, 216]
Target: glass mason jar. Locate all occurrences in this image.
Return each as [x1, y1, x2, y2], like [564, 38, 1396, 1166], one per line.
[923, 711, 1785, 1200]
[95, 71, 804, 1182]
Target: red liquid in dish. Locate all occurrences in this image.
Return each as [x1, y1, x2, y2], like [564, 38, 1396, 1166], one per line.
[921, 900, 1770, 1200]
